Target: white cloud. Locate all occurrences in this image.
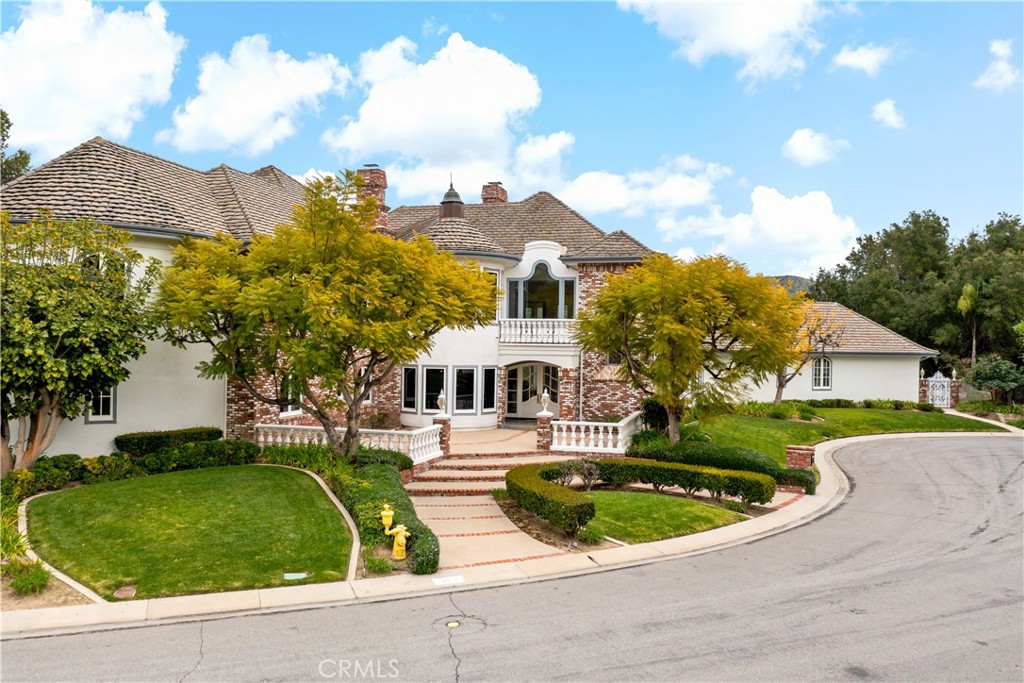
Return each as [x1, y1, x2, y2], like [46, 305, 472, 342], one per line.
[781, 128, 850, 166]
[618, 0, 825, 85]
[422, 17, 449, 37]
[831, 43, 892, 77]
[158, 35, 350, 156]
[323, 33, 571, 201]
[973, 39, 1021, 92]
[871, 98, 905, 129]
[658, 186, 858, 274]
[292, 168, 336, 185]
[560, 156, 732, 218]
[675, 246, 698, 262]
[0, 0, 185, 158]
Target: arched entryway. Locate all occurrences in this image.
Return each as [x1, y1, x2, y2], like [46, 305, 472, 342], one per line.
[505, 361, 560, 420]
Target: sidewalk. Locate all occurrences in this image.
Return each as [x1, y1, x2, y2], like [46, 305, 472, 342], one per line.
[4, 428, 1018, 639]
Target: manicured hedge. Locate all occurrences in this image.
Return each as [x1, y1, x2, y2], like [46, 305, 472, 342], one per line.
[136, 439, 260, 474]
[802, 399, 857, 408]
[595, 458, 776, 507]
[355, 447, 414, 472]
[778, 468, 816, 495]
[114, 426, 223, 457]
[505, 463, 596, 534]
[334, 464, 439, 574]
[652, 442, 785, 480]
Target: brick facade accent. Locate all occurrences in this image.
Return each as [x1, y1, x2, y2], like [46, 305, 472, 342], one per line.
[225, 377, 256, 442]
[536, 413, 552, 451]
[496, 365, 508, 427]
[786, 445, 815, 470]
[356, 166, 389, 230]
[577, 263, 646, 421]
[558, 367, 579, 420]
[433, 415, 451, 457]
[917, 377, 962, 407]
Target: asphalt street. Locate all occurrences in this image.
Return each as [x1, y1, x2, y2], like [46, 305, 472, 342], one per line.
[2, 436, 1022, 682]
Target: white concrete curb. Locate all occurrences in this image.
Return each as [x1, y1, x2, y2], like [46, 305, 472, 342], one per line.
[4, 429, 1019, 639]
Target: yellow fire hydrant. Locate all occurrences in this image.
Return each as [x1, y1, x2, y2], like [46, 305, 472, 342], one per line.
[385, 524, 411, 560]
[380, 504, 394, 533]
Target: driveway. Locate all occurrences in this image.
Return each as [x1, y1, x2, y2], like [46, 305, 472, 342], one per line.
[2, 435, 1021, 682]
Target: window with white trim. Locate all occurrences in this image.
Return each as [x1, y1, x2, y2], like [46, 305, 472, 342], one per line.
[279, 373, 303, 414]
[812, 357, 832, 390]
[424, 367, 446, 412]
[455, 368, 476, 412]
[542, 365, 560, 404]
[86, 386, 116, 423]
[484, 269, 500, 321]
[402, 367, 417, 412]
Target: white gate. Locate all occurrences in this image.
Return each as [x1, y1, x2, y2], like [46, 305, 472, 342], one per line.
[927, 371, 951, 408]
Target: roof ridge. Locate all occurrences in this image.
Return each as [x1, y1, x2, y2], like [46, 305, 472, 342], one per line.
[206, 165, 256, 233]
[520, 190, 608, 238]
[818, 301, 938, 354]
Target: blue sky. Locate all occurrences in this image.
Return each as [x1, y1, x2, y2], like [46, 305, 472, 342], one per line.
[2, 1, 1021, 276]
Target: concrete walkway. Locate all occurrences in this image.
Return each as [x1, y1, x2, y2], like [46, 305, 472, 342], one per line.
[448, 428, 538, 454]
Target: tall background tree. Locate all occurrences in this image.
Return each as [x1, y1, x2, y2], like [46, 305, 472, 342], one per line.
[1, 109, 32, 185]
[812, 211, 1024, 373]
[1, 213, 159, 475]
[575, 254, 804, 442]
[157, 173, 496, 461]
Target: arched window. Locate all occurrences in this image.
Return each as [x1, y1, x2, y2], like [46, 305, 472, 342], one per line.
[506, 262, 576, 319]
[812, 357, 832, 390]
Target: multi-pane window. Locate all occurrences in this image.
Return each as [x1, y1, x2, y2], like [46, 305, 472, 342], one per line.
[455, 368, 476, 412]
[279, 373, 303, 414]
[484, 269, 500, 321]
[812, 357, 832, 390]
[86, 387, 116, 423]
[402, 367, 417, 411]
[506, 262, 577, 319]
[542, 365, 560, 404]
[424, 367, 446, 412]
[520, 365, 537, 403]
[482, 368, 497, 412]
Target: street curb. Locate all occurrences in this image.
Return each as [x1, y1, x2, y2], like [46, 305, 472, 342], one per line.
[3, 430, 1019, 640]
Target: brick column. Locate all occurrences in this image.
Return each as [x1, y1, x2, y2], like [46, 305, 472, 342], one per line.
[536, 413, 552, 452]
[433, 415, 451, 458]
[786, 445, 815, 470]
[225, 377, 256, 443]
[559, 367, 579, 420]
[950, 380, 962, 407]
[918, 378, 929, 403]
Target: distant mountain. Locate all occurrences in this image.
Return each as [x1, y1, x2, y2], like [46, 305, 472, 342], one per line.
[772, 275, 813, 295]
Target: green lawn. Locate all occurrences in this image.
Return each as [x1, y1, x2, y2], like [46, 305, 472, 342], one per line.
[702, 408, 1006, 465]
[28, 465, 351, 599]
[584, 490, 746, 544]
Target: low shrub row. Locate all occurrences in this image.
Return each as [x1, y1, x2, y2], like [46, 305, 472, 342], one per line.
[778, 468, 816, 495]
[595, 458, 776, 507]
[658, 442, 785, 480]
[735, 401, 816, 421]
[955, 400, 1023, 416]
[333, 464, 439, 574]
[137, 440, 260, 474]
[114, 426, 223, 457]
[505, 463, 596, 535]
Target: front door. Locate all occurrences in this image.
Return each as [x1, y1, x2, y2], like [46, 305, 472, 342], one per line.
[505, 363, 559, 418]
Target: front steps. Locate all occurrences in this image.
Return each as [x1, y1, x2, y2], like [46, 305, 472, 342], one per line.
[405, 452, 576, 496]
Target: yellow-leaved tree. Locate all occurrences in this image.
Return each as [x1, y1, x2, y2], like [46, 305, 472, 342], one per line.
[575, 254, 804, 442]
[156, 173, 496, 462]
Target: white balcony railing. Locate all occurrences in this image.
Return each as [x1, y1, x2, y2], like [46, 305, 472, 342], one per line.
[254, 423, 444, 465]
[550, 411, 642, 454]
[498, 318, 576, 344]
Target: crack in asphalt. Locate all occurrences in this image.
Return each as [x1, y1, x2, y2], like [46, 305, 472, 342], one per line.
[447, 594, 467, 683]
[178, 622, 205, 683]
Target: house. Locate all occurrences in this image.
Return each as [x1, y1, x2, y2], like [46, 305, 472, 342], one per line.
[743, 301, 938, 403]
[1, 137, 934, 457]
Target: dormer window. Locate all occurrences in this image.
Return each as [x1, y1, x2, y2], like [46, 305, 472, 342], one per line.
[506, 262, 576, 319]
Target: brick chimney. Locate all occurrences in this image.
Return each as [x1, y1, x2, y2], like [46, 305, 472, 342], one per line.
[481, 181, 508, 204]
[356, 164, 390, 230]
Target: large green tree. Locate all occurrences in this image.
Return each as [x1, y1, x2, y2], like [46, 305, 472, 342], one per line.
[156, 173, 496, 461]
[575, 254, 804, 442]
[1, 109, 32, 185]
[1, 213, 160, 475]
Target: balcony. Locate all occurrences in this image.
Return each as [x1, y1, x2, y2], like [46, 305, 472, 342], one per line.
[498, 318, 576, 344]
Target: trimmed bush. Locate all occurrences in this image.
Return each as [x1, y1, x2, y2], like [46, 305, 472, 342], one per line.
[114, 426, 223, 457]
[34, 454, 86, 482]
[355, 447, 414, 472]
[916, 402, 940, 412]
[803, 399, 857, 409]
[137, 439, 259, 474]
[654, 442, 785, 480]
[505, 463, 595, 534]
[334, 464, 439, 574]
[259, 444, 337, 471]
[797, 406, 817, 421]
[595, 458, 776, 506]
[778, 468, 816, 495]
[627, 429, 672, 455]
[81, 453, 146, 484]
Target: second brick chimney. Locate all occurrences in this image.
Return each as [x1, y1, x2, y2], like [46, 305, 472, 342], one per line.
[481, 181, 508, 204]
[356, 164, 390, 230]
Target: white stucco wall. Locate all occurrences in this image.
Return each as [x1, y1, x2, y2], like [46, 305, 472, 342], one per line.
[744, 354, 924, 403]
[44, 233, 227, 457]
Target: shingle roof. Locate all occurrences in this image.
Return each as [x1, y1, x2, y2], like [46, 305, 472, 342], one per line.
[389, 191, 651, 260]
[567, 230, 652, 261]
[813, 302, 938, 356]
[0, 137, 305, 240]
[405, 217, 514, 258]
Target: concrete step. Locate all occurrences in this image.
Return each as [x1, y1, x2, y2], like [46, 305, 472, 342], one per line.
[414, 469, 507, 482]
[404, 480, 502, 496]
[445, 451, 548, 459]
